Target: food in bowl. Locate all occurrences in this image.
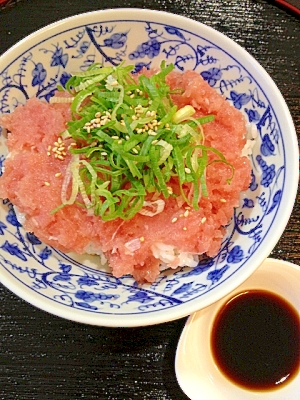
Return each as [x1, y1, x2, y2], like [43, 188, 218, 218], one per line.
[0, 62, 251, 283]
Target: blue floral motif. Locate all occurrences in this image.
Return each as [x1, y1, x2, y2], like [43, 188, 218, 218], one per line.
[39, 246, 52, 261]
[125, 291, 156, 304]
[0, 154, 5, 175]
[267, 190, 282, 215]
[6, 208, 22, 227]
[200, 67, 222, 87]
[44, 89, 57, 102]
[75, 302, 98, 310]
[249, 170, 258, 192]
[229, 91, 251, 109]
[103, 32, 127, 49]
[207, 265, 229, 284]
[132, 62, 151, 73]
[261, 134, 275, 156]
[227, 246, 244, 263]
[77, 275, 99, 287]
[53, 263, 72, 281]
[256, 155, 276, 187]
[0, 221, 7, 235]
[60, 72, 72, 87]
[75, 290, 118, 302]
[245, 108, 260, 123]
[32, 62, 47, 87]
[79, 40, 90, 55]
[172, 282, 193, 295]
[51, 46, 68, 68]
[26, 232, 42, 245]
[1, 240, 27, 261]
[129, 39, 161, 60]
[242, 198, 254, 208]
[180, 258, 214, 277]
[164, 26, 186, 40]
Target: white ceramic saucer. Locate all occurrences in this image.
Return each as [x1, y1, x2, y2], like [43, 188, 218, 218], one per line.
[175, 258, 300, 400]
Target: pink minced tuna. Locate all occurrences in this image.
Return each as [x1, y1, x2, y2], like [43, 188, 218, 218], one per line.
[0, 70, 251, 283]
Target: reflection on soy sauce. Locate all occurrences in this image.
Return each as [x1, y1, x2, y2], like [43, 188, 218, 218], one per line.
[211, 290, 300, 391]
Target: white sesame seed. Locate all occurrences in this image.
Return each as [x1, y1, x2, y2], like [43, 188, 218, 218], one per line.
[111, 136, 119, 140]
[132, 148, 139, 154]
[201, 217, 206, 223]
[55, 172, 62, 178]
[220, 198, 227, 203]
[184, 210, 189, 217]
[140, 236, 145, 242]
[57, 155, 64, 160]
[185, 168, 191, 174]
[44, 181, 50, 186]
[172, 217, 178, 223]
[183, 227, 187, 231]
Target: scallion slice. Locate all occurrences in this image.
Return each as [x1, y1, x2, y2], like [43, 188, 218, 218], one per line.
[52, 62, 234, 220]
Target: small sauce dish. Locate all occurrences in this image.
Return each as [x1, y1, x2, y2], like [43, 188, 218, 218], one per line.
[175, 258, 300, 400]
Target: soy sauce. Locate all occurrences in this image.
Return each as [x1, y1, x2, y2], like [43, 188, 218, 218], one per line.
[211, 290, 300, 391]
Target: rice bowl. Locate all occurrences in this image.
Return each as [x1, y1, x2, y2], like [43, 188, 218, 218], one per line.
[0, 9, 298, 327]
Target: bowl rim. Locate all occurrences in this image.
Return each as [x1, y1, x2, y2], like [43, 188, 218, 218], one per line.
[0, 8, 298, 327]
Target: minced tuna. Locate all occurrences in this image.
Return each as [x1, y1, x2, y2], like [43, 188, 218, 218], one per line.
[0, 66, 251, 283]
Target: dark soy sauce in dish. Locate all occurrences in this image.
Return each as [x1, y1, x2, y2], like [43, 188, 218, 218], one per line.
[211, 290, 300, 391]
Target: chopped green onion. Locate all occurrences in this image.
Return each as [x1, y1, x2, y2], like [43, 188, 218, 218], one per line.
[52, 62, 234, 220]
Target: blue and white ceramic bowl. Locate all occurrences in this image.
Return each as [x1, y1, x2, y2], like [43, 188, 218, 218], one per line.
[0, 9, 298, 327]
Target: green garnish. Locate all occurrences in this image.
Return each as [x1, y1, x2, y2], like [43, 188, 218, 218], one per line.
[53, 62, 233, 221]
